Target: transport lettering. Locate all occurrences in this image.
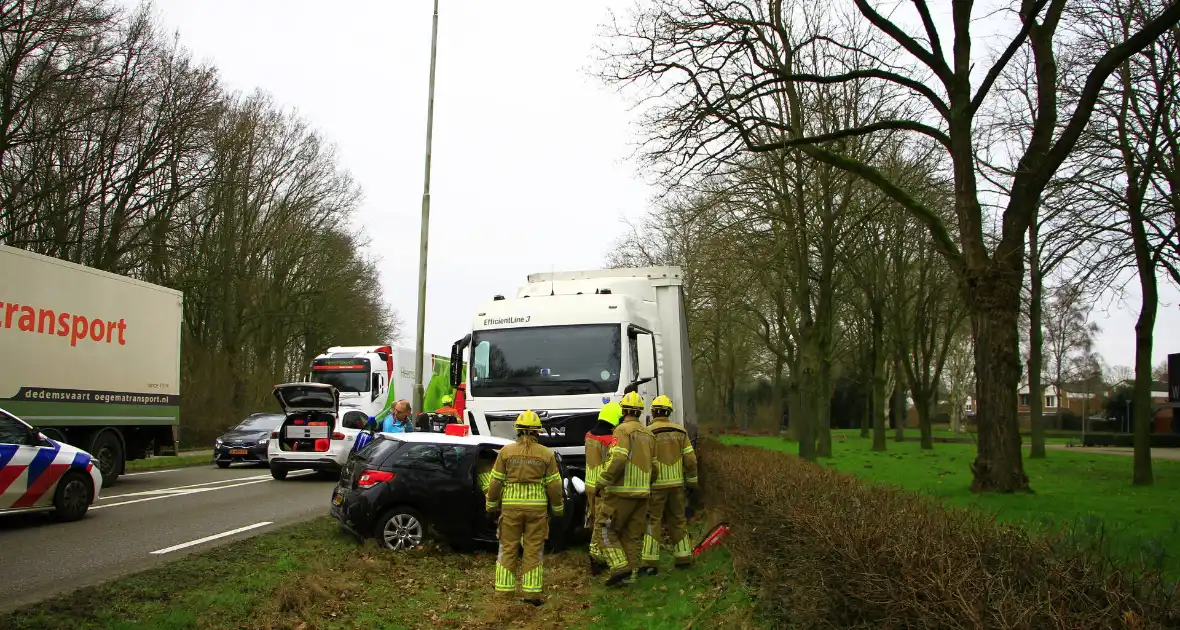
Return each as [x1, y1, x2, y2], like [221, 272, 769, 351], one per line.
[0, 300, 127, 347]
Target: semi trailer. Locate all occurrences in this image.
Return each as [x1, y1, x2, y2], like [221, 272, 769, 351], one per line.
[0, 244, 183, 487]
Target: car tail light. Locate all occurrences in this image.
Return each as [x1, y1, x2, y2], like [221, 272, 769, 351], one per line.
[270, 431, 278, 439]
[357, 469, 395, 488]
[314, 438, 330, 452]
[331, 432, 345, 440]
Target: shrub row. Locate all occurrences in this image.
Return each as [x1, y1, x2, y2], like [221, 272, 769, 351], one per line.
[697, 438, 1180, 629]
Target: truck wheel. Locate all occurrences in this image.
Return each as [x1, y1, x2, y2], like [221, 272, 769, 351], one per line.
[53, 471, 93, 522]
[41, 428, 68, 444]
[90, 430, 124, 488]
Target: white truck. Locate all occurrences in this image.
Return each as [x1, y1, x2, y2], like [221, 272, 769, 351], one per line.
[0, 244, 183, 487]
[306, 345, 463, 428]
[446, 265, 697, 462]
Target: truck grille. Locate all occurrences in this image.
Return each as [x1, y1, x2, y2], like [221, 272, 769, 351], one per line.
[484, 410, 600, 447]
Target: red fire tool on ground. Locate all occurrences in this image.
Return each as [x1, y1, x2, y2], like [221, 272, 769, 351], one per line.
[692, 522, 732, 557]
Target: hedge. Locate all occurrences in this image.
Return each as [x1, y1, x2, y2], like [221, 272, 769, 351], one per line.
[697, 438, 1180, 629]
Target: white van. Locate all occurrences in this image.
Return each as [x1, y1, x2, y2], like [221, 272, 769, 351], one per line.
[266, 383, 361, 480]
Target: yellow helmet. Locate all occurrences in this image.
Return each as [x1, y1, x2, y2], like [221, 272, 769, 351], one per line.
[651, 395, 673, 416]
[620, 391, 644, 413]
[515, 409, 542, 431]
[442, 394, 453, 406]
[598, 402, 623, 427]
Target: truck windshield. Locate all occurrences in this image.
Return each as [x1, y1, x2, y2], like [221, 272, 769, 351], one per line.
[470, 324, 622, 397]
[311, 371, 370, 393]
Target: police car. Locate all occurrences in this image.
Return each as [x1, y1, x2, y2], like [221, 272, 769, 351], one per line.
[1, 407, 103, 521]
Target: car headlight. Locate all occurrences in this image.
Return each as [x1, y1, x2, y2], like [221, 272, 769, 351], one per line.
[257, 437, 269, 445]
[215, 439, 223, 446]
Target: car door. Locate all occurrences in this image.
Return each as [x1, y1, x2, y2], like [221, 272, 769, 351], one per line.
[470, 445, 502, 542]
[390, 443, 468, 538]
[0, 411, 60, 510]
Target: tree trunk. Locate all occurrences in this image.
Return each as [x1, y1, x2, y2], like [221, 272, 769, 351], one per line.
[892, 356, 905, 442]
[816, 356, 833, 458]
[891, 376, 905, 443]
[861, 387, 871, 438]
[797, 330, 820, 460]
[772, 356, 785, 435]
[870, 309, 888, 452]
[787, 373, 801, 442]
[1131, 210, 1157, 486]
[916, 392, 933, 449]
[1028, 222, 1047, 458]
[967, 267, 1031, 493]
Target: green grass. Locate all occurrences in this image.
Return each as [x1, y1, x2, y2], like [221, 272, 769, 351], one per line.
[1, 516, 760, 630]
[124, 452, 212, 473]
[721, 433, 1180, 574]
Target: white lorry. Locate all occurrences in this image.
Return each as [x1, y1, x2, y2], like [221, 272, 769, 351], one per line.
[0, 244, 183, 487]
[447, 265, 697, 460]
[306, 345, 462, 428]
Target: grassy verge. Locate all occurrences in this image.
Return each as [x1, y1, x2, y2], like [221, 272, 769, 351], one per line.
[722, 433, 1180, 574]
[1, 516, 759, 630]
[124, 452, 213, 473]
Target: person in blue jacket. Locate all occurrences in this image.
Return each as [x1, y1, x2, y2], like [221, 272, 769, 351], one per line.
[381, 400, 414, 433]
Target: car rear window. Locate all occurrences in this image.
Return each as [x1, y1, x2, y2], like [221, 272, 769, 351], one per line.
[355, 437, 405, 467]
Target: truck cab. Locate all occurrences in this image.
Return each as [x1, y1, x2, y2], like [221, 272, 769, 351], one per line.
[309, 346, 401, 427]
[448, 266, 697, 473]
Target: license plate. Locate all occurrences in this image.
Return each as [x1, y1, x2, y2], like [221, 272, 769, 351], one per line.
[230, 449, 248, 455]
[332, 492, 344, 506]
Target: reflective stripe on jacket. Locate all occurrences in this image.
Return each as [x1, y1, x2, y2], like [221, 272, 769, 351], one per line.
[596, 419, 658, 498]
[648, 420, 698, 489]
[485, 439, 564, 515]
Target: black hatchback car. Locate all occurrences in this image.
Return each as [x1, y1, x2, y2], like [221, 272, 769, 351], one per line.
[330, 432, 584, 551]
[213, 413, 284, 468]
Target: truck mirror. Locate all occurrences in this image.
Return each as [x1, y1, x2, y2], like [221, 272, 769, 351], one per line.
[450, 335, 470, 388]
[636, 332, 656, 381]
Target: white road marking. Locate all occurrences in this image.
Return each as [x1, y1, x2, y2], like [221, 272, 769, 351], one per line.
[150, 521, 274, 555]
[91, 471, 315, 511]
[100, 474, 273, 500]
[122, 469, 184, 477]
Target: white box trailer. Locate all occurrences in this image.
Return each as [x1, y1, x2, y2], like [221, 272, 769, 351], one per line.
[0, 244, 183, 487]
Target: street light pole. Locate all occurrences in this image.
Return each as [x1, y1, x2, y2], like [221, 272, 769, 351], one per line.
[413, 0, 440, 416]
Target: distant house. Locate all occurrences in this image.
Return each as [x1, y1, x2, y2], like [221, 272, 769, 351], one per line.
[1104, 379, 1171, 432]
[960, 377, 1174, 433]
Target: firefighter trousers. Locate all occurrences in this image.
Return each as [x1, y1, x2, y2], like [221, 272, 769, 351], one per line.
[587, 490, 607, 563]
[494, 507, 548, 595]
[642, 487, 693, 567]
[596, 494, 649, 580]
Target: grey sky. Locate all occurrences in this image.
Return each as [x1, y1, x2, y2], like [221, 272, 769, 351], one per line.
[134, 0, 1178, 373]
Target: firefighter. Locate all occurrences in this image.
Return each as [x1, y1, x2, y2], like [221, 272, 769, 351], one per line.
[640, 395, 699, 574]
[594, 391, 659, 586]
[435, 394, 461, 422]
[485, 410, 565, 606]
[585, 401, 623, 575]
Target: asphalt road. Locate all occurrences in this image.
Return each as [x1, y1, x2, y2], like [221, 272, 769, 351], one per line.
[0, 462, 339, 613]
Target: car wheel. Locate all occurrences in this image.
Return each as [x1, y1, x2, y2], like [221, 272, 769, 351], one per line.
[374, 507, 427, 551]
[90, 430, 123, 488]
[53, 471, 93, 522]
[216, 460, 230, 469]
[271, 467, 288, 480]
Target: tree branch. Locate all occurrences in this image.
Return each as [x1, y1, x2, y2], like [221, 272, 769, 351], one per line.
[749, 119, 952, 152]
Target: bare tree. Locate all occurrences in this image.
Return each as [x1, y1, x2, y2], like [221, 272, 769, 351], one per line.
[1043, 282, 1101, 412]
[599, 0, 1180, 492]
